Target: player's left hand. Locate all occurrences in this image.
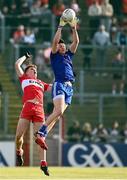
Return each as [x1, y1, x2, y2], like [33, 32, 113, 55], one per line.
[68, 17, 79, 28]
[25, 51, 32, 59]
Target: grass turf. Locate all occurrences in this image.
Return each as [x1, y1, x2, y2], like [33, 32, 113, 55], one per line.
[0, 167, 127, 180]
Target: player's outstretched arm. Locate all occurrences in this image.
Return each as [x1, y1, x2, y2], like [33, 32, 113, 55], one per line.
[52, 17, 66, 54]
[15, 52, 31, 77]
[69, 17, 79, 53]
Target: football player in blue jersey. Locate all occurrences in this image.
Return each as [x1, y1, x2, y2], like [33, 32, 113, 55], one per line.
[35, 15, 79, 150]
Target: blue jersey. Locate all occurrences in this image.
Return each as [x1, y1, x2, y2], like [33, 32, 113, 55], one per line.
[50, 50, 75, 82]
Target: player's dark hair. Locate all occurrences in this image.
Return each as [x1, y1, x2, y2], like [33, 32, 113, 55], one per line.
[24, 64, 37, 73]
[58, 39, 65, 44]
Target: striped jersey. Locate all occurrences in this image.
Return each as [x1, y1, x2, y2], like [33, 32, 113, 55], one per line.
[19, 74, 49, 104]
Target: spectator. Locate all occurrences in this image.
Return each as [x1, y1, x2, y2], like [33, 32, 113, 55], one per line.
[86, 0, 102, 6]
[88, 0, 102, 37]
[82, 36, 93, 71]
[30, 0, 42, 16]
[1, 5, 9, 15]
[81, 122, 92, 142]
[19, 1, 31, 26]
[101, 0, 114, 31]
[30, 0, 42, 28]
[92, 24, 110, 76]
[1, 0, 13, 15]
[110, 17, 119, 45]
[109, 121, 120, 143]
[20, 1, 31, 16]
[92, 123, 108, 142]
[112, 48, 125, 95]
[88, 0, 102, 16]
[21, 28, 36, 57]
[40, 0, 49, 10]
[116, 27, 127, 46]
[9, 2, 18, 16]
[12, 25, 25, 44]
[23, 28, 36, 44]
[52, 0, 65, 26]
[70, 0, 81, 16]
[52, 0, 65, 17]
[67, 120, 81, 142]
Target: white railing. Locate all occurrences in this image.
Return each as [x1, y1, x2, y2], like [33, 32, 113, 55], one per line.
[74, 92, 127, 123]
[0, 13, 5, 51]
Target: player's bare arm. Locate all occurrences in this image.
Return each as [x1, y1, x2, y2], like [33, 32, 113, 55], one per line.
[69, 18, 79, 53]
[70, 27, 79, 53]
[15, 52, 31, 77]
[52, 18, 67, 54]
[15, 55, 26, 77]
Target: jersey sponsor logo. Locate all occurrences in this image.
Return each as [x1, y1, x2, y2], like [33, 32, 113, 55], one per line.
[22, 79, 44, 91]
[67, 144, 123, 167]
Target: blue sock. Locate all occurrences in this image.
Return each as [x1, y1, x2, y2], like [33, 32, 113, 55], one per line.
[38, 125, 48, 137]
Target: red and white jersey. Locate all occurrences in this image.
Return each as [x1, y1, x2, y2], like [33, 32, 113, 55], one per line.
[19, 74, 49, 104]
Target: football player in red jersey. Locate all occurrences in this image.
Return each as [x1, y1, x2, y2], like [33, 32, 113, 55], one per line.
[15, 53, 52, 176]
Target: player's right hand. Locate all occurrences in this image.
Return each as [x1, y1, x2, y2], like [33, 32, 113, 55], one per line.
[59, 17, 67, 27]
[68, 17, 79, 28]
[25, 51, 31, 59]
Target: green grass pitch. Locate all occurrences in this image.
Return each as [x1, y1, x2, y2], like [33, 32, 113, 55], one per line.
[0, 167, 127, 180]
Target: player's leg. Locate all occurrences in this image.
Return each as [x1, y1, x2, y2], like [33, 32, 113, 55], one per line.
[47, 102, 68, 133]
[33, 121, 49, 176]
[35, 83, 73, 149]
[37, 96, 67, 137]
[15, 118, 30, 166]
[35, 97, 67, 150]
[47, 83, 72, 133]
[47, 95, 67, 126]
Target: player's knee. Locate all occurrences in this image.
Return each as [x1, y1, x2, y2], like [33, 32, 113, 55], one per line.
[15, 135, 22, 143]
[55, 109, 63, 117]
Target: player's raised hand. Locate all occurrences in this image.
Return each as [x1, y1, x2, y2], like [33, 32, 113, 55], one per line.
[25, 51, 32, 59]
[24, 51, 33, 65]
[59, 17, 67, 27]
[68, 17, 79, 28]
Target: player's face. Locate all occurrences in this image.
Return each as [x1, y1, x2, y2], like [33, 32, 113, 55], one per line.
[26, 67, 37, 78]
[58, 43, 66, 54]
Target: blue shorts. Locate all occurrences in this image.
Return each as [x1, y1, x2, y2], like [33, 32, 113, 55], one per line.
[52, 82, 73, 105]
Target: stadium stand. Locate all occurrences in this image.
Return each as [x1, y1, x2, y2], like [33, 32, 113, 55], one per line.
[0, 55, 21, 134]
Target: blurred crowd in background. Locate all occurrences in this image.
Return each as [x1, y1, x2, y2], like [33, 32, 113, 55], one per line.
[1, 0, 127, 46]
[66, 120, 127, 144]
